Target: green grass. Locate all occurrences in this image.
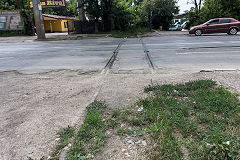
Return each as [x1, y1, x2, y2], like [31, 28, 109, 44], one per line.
[45, 34, 108, 41]
[117, 128, 145, 137]
[0, 30, 26, 37]
[114, 80, 240, 160]
[50, 80, 240, 160]
[66, 101, 107, 160]
[100, 27, 152, 38]
[123, 80, 239, 159]
[51, 126, 75, 159]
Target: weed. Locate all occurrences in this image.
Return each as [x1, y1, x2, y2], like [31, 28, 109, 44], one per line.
[103, 27, 151, 38]
[127, 118, 145, 126]
[51, 126, 74, 159]
[66, 101, 106, 160]
[64, 80, 240, 159]
[106, 119, 118, 128]
[142, 80, 240, 159]
[111, 109, 121, 118]
[117, 128, 125, 136]
[116, 128, 144, 137]
[148, 135, 183, 160]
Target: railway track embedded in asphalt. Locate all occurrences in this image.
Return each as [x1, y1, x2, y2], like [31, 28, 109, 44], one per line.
[139, 38, 156, 73]
[102, 38, 126, 74]
[60, 38, 126, 160]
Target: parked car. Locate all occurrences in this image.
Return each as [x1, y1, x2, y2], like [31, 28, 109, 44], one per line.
[189, 18, 240, 36]
[169, 24, 182, 31]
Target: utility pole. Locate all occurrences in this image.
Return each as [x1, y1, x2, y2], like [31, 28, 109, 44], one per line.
[32, 0, 46, 39]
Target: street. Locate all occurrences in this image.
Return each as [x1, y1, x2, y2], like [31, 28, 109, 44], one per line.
[0, 32, 240, 159]
[1, 33, 240, 73]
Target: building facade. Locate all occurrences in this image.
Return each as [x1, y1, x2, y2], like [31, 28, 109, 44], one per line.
[43, 14, 75, 33]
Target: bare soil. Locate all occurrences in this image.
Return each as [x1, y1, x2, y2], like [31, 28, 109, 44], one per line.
[0, 69, 240, 160]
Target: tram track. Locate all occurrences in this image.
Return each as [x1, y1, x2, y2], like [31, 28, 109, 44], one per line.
[139, 38, 156, 74]
[101, 38, 126, 74]
[59, 38, 126, 160]
[60, 37, 158, 159]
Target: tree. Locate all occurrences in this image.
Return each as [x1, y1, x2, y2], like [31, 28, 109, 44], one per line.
[142, 0, 179, 30]
[112, 0, 142, 30]
[0, 0, 34, 35]
[43, 0, 78, 17]
[186, 0, 240, 29]
[188, 0, 203, 13]
[199, 0, 223, 20]
[0, 0, 18, 10]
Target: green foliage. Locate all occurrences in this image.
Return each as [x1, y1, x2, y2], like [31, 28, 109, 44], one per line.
[142, 80, 240, 159]
[141, 0, 179, 30]
[66, 101, 106, 160]
[186, 0, 240, 28]
[112, 0, 142, 30]
[149, 135, 183, 160]
[51, 126, 75, 159]
[144, 80, 216, 93]
[117, 128, 144, 136]
[43, 0, 78, 17]
[191, 87, 239, 116]
[0, 0, 77, 36]
[204, 140, 240, 160]
[0, 0, 34, 35]
[82, 0, 101, 20]
[0, 30, 25, 37]
[0, 0, 17, 10]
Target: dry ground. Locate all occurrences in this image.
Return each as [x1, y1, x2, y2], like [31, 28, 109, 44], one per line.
[0, 69, 240, 160]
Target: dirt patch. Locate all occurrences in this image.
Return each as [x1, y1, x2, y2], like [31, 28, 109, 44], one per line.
[0, 70, 102, 160]
[95, 132, 148, 160]
[97, 71, 240, 109]
[1, 69, 240, 160]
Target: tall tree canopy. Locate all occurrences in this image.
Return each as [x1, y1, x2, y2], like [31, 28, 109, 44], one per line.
[186, 0, 240, 28]
[1, 0, 180, 32]
[142, 0, 179, 30]
[43, 0, 78, 17]
[0, 0, 18, 10]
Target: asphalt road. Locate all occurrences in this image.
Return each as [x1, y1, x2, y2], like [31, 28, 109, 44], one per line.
[1, 32, 240, 160]
[1, 32, 240, 73]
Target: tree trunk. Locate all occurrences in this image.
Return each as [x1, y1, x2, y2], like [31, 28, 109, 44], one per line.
[77, 0, 86, 21]
[198, 0, 202, 12]
[102, 0, 112, 32]
[194, 0, 199, 12]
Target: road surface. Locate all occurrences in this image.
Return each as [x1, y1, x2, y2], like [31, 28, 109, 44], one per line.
[0, 33, 240, 73]
[1, 32, 240, 160]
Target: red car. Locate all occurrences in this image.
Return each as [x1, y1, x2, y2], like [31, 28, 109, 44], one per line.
[189, 18, 240, 36]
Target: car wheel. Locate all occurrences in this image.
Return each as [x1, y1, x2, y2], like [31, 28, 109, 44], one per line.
[229, 28, 238, 35]
[195, 29, 202, 36]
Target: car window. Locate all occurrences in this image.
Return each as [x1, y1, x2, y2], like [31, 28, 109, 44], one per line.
[209, 19, 219, 25]
[220, 19, 231, 23]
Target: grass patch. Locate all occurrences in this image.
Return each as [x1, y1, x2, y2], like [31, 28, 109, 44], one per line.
[66, 101, 107, 160]
[51, 126, 75, 159]
[117, 128, 145, 137]
[100, 27, 152, 38]
[51, 80, 240, 159]
[0, 30, 26, 37]
[45, 34, 109, 41]
[141, 80, 240, 159]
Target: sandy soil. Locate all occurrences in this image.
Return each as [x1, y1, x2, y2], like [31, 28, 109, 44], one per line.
[1, 68, 239, 160]
[0, 70, 103, 160]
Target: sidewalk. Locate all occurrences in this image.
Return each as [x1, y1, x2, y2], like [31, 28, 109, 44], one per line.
[0, 32, 111, 43]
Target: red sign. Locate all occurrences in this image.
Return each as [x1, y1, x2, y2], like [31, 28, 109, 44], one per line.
[29, 0, 66, 8]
